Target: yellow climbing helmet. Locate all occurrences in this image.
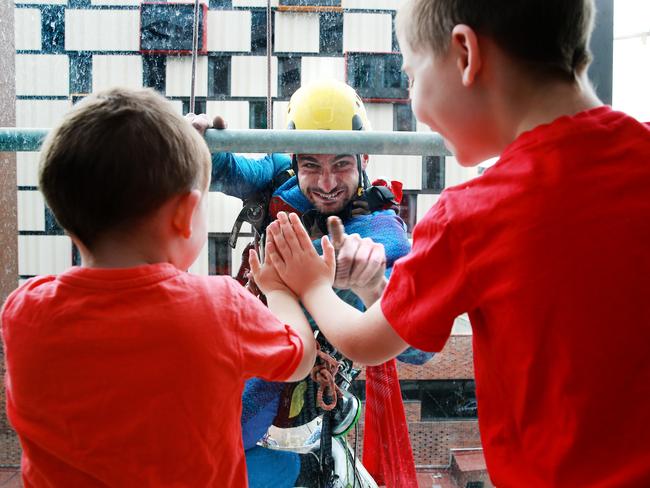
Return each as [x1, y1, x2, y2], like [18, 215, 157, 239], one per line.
[285, 79, 371, 132]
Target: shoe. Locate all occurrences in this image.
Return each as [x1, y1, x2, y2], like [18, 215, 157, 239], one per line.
[330, 390, 361, 437]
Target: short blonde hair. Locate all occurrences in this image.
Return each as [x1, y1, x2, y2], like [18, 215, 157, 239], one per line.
[397, 0, 595, 79]
[39, 87, 211, 250]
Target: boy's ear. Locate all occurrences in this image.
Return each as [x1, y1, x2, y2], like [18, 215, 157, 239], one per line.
[172, 190, 202, 239]
[451, 24, 481, 87]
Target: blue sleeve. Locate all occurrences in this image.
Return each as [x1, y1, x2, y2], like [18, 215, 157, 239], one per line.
[210, 152, 292, 200]
[241, 378, 285, 450]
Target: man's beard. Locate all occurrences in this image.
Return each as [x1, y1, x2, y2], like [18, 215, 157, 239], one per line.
[308, 187, 352, 215]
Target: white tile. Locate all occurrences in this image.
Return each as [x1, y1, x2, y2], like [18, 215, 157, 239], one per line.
[343, 13, 392, 53]
[65, 10, 140, 52]
[15, 0, 65, 4]
[445, 156, 480, 188]
[166, 56, 209, 97]
[16, 99, 71, 128]
[207, 10, 251, 52]
[613, 37, 650, 122]
[17, 191, 45, 232]
[15, 8, 41, 51]
[188, 240, 209, 276]
[17, 153, 41, 187]
[300, 56, 346, 84]
[274, 12, 319, 53]
[365, 102, 393, 132]
[92, 55, 142, 92]
[614, 0, 650, 38]
[416, 193, 440, 223]
[231, 56, 278, 97]
[168, 99, 185, 115]
[342, 0, 405, 9]
[366, 154, 421, 190]
[16, 55, 69, 97]
[416, 119, 432, 132]
[91, 0, 140, 5]
[18, 235, 72, 276]
[232, 0, 278, 6]
[208, 192, 251, 234]
[206, 100, 250, 130]
[272, 100, 289, 130]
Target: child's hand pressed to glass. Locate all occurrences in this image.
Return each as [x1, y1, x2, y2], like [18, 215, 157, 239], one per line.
[264, 212, 335, 299]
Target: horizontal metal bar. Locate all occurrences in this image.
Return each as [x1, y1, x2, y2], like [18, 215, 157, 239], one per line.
[0, 128, 450, 156]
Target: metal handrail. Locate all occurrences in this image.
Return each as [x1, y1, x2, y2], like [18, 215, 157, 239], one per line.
[0, 128, 450, 156]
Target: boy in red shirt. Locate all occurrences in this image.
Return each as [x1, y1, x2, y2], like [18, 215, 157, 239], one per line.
[1, 88, 316, 487]
[260, 0, 650, 486]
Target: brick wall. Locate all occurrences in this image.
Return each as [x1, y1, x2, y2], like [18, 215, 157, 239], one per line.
[350, 334, 479, 467]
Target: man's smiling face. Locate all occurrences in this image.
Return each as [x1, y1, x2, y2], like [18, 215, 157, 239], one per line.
[296, 153, 359, 214]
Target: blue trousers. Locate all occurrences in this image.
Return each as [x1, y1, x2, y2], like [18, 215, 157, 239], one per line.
[246, 446, 300, 488]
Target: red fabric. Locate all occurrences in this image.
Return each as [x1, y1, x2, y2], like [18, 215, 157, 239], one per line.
[372, 178, 404, 204]
[382, 107, 650, 487]
[363, 360, 418, 488]
[1, 264, 303, 487]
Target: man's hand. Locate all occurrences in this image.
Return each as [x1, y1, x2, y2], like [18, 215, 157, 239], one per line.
[266, 212, 335, 299]
[328, 216, 387, 306]
[185, 113, 228, 136]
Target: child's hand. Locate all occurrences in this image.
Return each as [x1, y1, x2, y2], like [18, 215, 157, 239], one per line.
[266, 212, 335, 298]
[249, 235, 290, 296]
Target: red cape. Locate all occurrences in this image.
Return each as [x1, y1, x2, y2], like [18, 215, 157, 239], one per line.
[363, 359, 418, 487]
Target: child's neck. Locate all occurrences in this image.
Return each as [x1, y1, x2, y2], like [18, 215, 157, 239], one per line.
[76, 233, 173, 269]
[512, 71, 602, 138]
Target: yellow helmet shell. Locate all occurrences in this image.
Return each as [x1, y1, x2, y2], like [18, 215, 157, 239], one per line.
[285, 80, 371, 131]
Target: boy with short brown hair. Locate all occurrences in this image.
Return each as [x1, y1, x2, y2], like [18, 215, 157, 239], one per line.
[261, 0, 650, 486]
[1, 87, 315, 487]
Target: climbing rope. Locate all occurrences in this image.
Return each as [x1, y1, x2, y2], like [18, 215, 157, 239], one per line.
[311, 344, 342, 411]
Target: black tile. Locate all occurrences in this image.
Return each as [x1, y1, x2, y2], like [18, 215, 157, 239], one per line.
[249, 100, 268, 129]
[347, 52, 408, 100]
[278, 56, 301, 99]
[69, 53, 92, 95]
[41, 5, 65, 54]
[422, 156, 445, 193]
[394, 103, 415, 132]
[319, 11, 343, 54]
[208, 55, 231, 97]
[143, 55, 166, 93]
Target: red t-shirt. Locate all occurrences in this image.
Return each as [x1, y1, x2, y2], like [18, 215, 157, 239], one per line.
[382, 107, 650, 487]
[1, 263, 303, 487]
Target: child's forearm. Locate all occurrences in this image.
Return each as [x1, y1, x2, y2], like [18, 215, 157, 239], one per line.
[265, 289, 317, 381]
[351, 276, 388, 308]
[301, 283, 406, 365]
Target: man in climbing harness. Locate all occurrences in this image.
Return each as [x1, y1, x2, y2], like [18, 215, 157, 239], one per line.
[189, 80, 432, 488]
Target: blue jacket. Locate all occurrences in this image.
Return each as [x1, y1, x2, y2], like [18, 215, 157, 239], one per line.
[210, 152, 433, 449]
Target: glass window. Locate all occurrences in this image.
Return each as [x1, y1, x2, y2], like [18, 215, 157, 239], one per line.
[251, 10, 269, 55]
[249, 100, 268, 129]
[279, 0, 341, 6]
[142, 55, 166, 93]
[41, 6, 65, 54]
[420, 380, 477, 421]
[69, 54, 92, 95]
[394, 103, 415, 132]
[208, 56, 231, 98]
[209, 235, 232, 276]
[422, 156, 445, 194]
[278, 56, 301, 99]
[140, 3, 207, 54]
[319, 12, 343, 54]
[346, 53, 409, 101]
